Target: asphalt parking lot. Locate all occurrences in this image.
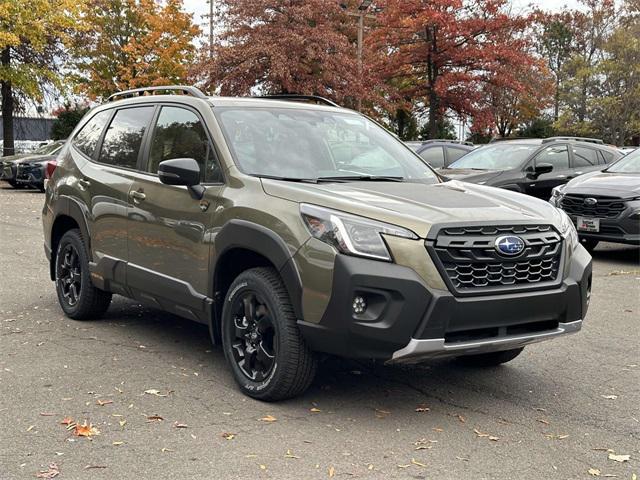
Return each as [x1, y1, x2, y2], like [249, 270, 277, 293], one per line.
[0, 184, 638, 480]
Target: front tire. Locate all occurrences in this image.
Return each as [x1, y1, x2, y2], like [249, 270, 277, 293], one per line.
[55, 229, 112, 320]
[456, 347, 524, 367]
[221, 267, 317, 401]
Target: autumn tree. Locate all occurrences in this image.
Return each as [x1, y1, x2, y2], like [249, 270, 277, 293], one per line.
[74, 0, 199, 100]
[369, 0, 541, 138]
[192, 0, 367, 105]
[0, 0, 83, 156]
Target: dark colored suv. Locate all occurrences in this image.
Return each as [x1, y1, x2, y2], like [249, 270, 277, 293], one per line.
[438, 138, 622, 200]
[43, 86, 592, 401]
[550, 149, 640, 250]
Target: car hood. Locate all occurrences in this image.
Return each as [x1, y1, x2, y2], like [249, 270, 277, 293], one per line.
[262, 179, 563, 238]
[564, 170, 640, 197]
[437, 168, 504, 184]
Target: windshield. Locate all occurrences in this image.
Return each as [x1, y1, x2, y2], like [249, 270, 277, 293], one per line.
[33, 141, 64, 155]
[448, 143, 538, 170]
[215, 107, 439, 183]
[606, 149, 640, 173]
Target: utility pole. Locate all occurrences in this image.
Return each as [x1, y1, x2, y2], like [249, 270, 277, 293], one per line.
[341, 1, 378, 111]
[204, 0, 215, 94]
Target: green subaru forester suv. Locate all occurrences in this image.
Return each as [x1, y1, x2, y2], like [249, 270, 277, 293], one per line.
[43, 86, 592, 401]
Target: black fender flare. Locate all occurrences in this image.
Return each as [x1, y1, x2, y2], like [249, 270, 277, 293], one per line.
[49, 195, 92, 280]
[212, 219, 304, 320]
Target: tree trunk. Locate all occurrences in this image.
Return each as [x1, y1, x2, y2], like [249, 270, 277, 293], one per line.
[1, 46, 14, 157]
[428, 88, 439, 139]
[553, 75, 560, 121]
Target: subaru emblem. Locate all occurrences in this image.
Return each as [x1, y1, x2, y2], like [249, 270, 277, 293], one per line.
[584, 197, 598, 206]
[495, 235, 525, 256]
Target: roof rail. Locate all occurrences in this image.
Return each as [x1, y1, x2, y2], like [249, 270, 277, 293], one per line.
[489, 137, 537, 143]
[542, 136, 604, 145]
[423, 139, 474, 146]
[107, 85, 207, 102]
[256, 94, 340, 107]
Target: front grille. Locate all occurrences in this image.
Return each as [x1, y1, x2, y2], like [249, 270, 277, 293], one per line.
[561, 194, 626, 218]
[428, 224, 563, 295]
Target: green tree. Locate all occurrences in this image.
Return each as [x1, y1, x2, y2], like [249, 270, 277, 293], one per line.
[50, 104, 89, 140]
[0, 0, 84, 156]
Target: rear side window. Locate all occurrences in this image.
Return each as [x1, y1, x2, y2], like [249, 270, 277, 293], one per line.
[572, 146, 598, 167]
[600, 150, 615, 164]
[148, 106, 223, 183]
[72, 110, 112, 159]
[445, 147, 467, 165]
[419, 146, 445, 168]
[99, 107, 155, 169]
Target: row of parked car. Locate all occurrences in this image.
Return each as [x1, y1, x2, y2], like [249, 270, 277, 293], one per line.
[0, 140, 65, 191]
[407, 137, 639, 251]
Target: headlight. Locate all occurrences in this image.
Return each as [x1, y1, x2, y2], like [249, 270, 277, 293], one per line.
[557, 208, 578, 251]
[300, 204, 418, 261]
[550, 184, 566, 205]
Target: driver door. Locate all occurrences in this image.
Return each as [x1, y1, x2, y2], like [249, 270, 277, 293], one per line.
[522, 144, 571, 200]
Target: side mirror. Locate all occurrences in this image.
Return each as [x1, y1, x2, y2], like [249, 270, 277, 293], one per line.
[534, 163, 554, 175]
[158, 158, 205, 199]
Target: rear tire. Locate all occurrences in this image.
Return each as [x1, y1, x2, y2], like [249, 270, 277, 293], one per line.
[55, 229, 112, 320]
[456, 347, 524, 367]
[8, 180, 23, 189]
[580, 238, 599, 252]
[221, 267, 317, 401]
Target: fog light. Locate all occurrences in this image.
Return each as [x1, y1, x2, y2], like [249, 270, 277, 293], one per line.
[352, 296, 367, 314]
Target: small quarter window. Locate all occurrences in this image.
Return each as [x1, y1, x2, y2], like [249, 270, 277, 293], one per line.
[572, 146, 598, 167]
[72, 110, 111, 159]
[419, 146, 445, 168]
[445, 147, 467, 165]
[98, 107, 155, 169]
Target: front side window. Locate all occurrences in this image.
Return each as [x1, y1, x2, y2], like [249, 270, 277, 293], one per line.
[448, 144, 538, 170]
[72, 110, 112, 159]
[534, 145, 569, 169]
[215, 107, 438, 183]
[148, 106, 222, 183]
[572, 146, 598, 167]
[98, 107, 154, 169]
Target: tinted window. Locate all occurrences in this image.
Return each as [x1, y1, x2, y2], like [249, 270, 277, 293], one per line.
[149, 106, 223, 183]
[572, 146, 598, 167]
[72, 110, 112, 159]
[449, 144, 538, 170]
[445, 147, 468, 164]
[534, 145, 569, 169]
[600, 150, 615, 163]
[99, 107, 154, 169]
[418, 146, 445, 168]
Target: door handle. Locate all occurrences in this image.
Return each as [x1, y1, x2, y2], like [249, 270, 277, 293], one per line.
[130, 190, 146, 202]
[78, 179, 90, 190]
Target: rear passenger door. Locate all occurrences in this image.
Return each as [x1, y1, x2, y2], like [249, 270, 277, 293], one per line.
[126, 104, 225, 322]
[72, 106, 155, 293]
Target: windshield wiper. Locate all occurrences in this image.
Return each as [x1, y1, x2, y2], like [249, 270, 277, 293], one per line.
[316, 175, 405, 182]
[255, 174, 318, 184]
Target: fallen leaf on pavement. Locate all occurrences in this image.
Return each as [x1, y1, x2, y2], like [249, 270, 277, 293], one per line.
[36, 463, 59, 479]
[39, 413, 55, 417]
[112, 441, 124, 446]
[589, 468, 601, 476]
[473, 429, 489, 437]
[411, 458, 427, 468]
[84, 465, 107, 470]
[397, 464, 411, 469]
[456, 414, 466, 423]
[146, 415, 164, 422]
[221, 432, 235, 440]
[537, 419, 550, 425]
[144, 389, 168, 397]
[259, 465, 266, 470]
[119, 420, 126, 428]
[260, 415, 277, 422]
[328, 465, 335, 477]
[173, 422, 188, 429]
[60, 417, 73, 425]
[309, 407, 321, 413]
[600, 395, 618, 400]
[26, 425, 35, 432]
[285, 449, 299, 459]
[161, 448, 173, 453]
[96, 399, 113, 406]
[415, 405, 430, 413]
[608, 453, 630, 463]
[74, 422, 100, 437]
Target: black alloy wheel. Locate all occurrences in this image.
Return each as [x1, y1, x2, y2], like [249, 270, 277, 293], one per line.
[229, 292, 276, 382]
[58, 243, 82, 307]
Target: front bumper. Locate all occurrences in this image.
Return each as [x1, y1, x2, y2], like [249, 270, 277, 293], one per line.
[298, 244, 592, 362]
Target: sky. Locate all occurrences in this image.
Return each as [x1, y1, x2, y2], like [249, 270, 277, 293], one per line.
[183, 0, 585, 26]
